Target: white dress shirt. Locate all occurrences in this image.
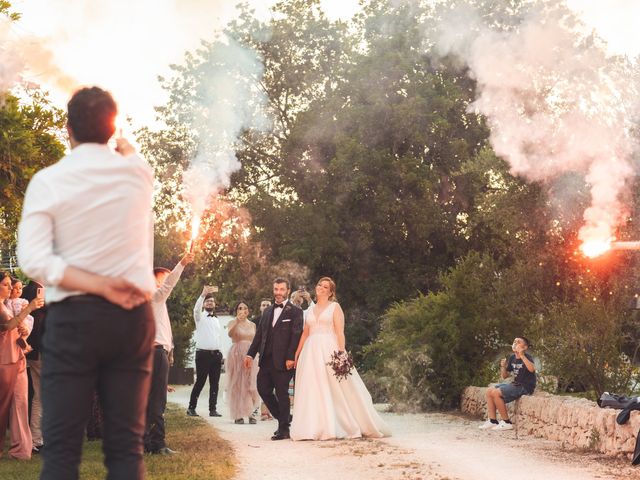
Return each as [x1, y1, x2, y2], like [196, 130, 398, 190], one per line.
[193, 296, 224, 355]
[17, 143, 155, 303]
[151, 263, 184, 351]
[272, 299, 290, 326]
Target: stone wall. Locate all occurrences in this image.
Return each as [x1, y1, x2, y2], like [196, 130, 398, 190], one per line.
[461, 386, 640, 456]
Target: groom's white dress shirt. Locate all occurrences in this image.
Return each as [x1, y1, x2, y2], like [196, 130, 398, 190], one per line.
[272, 299, 290, 326]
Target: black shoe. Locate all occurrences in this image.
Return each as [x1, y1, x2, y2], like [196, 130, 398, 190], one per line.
[271, 430, 290, 441]
[186, 408, 199, 417]
[234, 418, 244, 424]
[209, 411, 222, 417]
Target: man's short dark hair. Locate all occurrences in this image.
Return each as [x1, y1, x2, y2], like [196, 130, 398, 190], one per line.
[521, 336, 531, 348]
[273, 277, 290, 290]
[153, 267, 171, 277]
[204, 293, 216, 301]
[67, 87, 117, 144]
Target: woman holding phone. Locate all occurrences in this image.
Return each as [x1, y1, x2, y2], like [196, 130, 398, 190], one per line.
[0, 272, 43, 459]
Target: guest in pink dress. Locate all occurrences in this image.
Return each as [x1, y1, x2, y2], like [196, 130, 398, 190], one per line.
[0, 272, 43, 459]
[226, 302, 260, 424]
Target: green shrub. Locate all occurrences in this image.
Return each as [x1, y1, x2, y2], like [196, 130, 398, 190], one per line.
[364, 252, 515, 409]
[531, 298, 639, 399]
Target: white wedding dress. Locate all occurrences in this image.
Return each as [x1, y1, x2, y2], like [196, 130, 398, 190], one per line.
[290, 302, 390, 440]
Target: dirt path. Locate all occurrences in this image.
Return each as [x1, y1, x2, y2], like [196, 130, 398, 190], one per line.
[169, 382, 639, 480]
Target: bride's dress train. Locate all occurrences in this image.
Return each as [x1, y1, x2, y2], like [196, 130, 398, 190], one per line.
[290, 302, 390, 440]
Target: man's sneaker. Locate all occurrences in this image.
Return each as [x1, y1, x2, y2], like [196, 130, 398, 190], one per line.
[209, 411, 222, 417]
[186, 408, 199, 417]
[479, 419, 497, 430]
[492, 420, 514, 431]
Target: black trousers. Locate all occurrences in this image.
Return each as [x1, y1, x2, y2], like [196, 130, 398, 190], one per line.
[40, 296, 154, 480]
[188, 349, 222, 412]
[256, 355, 294, 433]
[144, 347, 169, 452]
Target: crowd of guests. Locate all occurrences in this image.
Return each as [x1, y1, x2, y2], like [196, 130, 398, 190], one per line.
[0, 265, 314, 461]
[184, 287, 314, 426]
[0, 273, 45, 460]
[3, 86, 388, 479]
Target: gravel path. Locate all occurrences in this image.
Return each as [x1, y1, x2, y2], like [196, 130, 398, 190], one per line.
[169, 382, 639, 480]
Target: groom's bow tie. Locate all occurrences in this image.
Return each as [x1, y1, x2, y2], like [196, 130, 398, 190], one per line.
[274, 303, 284, 309]
[207, 313, 215, 317]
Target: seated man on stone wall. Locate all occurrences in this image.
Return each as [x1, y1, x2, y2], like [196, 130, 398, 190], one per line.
[479, 336, 536, 431]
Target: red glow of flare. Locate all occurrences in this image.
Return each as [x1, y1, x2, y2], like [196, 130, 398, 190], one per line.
[580, 238, 612, 258]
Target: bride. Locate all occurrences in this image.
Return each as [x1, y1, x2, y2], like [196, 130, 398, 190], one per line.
[290, 277, 390, 440]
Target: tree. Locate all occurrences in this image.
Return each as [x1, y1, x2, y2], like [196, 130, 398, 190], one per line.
[0, 89, 66, 248]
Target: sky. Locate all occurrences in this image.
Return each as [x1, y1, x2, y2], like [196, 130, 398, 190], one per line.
[9, 0, 360, 131]
[6, 0, 639, 132]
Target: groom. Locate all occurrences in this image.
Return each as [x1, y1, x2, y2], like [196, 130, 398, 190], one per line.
[244, 278, 303, 440]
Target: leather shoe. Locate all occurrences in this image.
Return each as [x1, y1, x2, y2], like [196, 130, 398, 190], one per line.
[186, 408, 199, 417]
[150, 447, 178, 455]
[271, 430, 290, 441]
[209, 411, 222, 417]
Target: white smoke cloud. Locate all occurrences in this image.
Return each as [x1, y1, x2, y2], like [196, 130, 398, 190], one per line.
[434, 0, 638, 244]
[0, 18, 23, 95]
[182, 35, 271, 217]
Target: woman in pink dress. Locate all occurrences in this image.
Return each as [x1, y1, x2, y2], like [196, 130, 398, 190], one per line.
[226, 302, 260, 424]
[0, 272, 43, 459]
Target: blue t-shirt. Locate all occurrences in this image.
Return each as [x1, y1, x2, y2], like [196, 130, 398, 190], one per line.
[507, 352, 536, 394]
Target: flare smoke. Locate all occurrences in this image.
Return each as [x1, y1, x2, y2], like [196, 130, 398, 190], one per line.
[182, 35, 271, 218]
[1, 17, 77, 97]
[434, 0, 638, 243]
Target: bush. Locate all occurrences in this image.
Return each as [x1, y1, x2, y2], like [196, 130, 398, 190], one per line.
[364, 252, 515, 409]
[531, 298, 639, 399]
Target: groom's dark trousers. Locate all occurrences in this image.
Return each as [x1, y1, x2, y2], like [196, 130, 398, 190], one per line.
[257, 353, 294, 433]
[247, 302, 303, 435]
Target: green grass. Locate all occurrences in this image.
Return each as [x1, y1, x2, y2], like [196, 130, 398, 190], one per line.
[0, 404, 236, 480]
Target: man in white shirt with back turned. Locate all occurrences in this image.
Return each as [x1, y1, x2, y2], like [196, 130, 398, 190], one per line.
[187, 287, 225, 417]
[17, 86, 155, 480]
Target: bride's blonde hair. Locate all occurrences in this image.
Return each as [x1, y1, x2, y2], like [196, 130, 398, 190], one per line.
[317, 276, 337, 302]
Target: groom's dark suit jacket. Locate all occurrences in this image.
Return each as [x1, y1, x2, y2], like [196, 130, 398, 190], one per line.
[247, 301, 303, 371]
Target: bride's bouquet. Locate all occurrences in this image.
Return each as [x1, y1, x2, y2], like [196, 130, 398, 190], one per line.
[326, 350, 354, 382]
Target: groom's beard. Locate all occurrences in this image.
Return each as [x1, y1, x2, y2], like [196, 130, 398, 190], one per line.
[204, 307, 215, 313]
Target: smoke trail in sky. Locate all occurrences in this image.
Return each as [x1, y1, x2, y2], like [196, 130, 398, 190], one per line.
[181, 35, 271, 218]
[434, 0, 638, 244]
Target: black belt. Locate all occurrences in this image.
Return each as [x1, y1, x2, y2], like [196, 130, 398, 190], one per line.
[59, 294, 148, 307]
[61, 294, 105, 304]
[197, 349, 221, 353]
